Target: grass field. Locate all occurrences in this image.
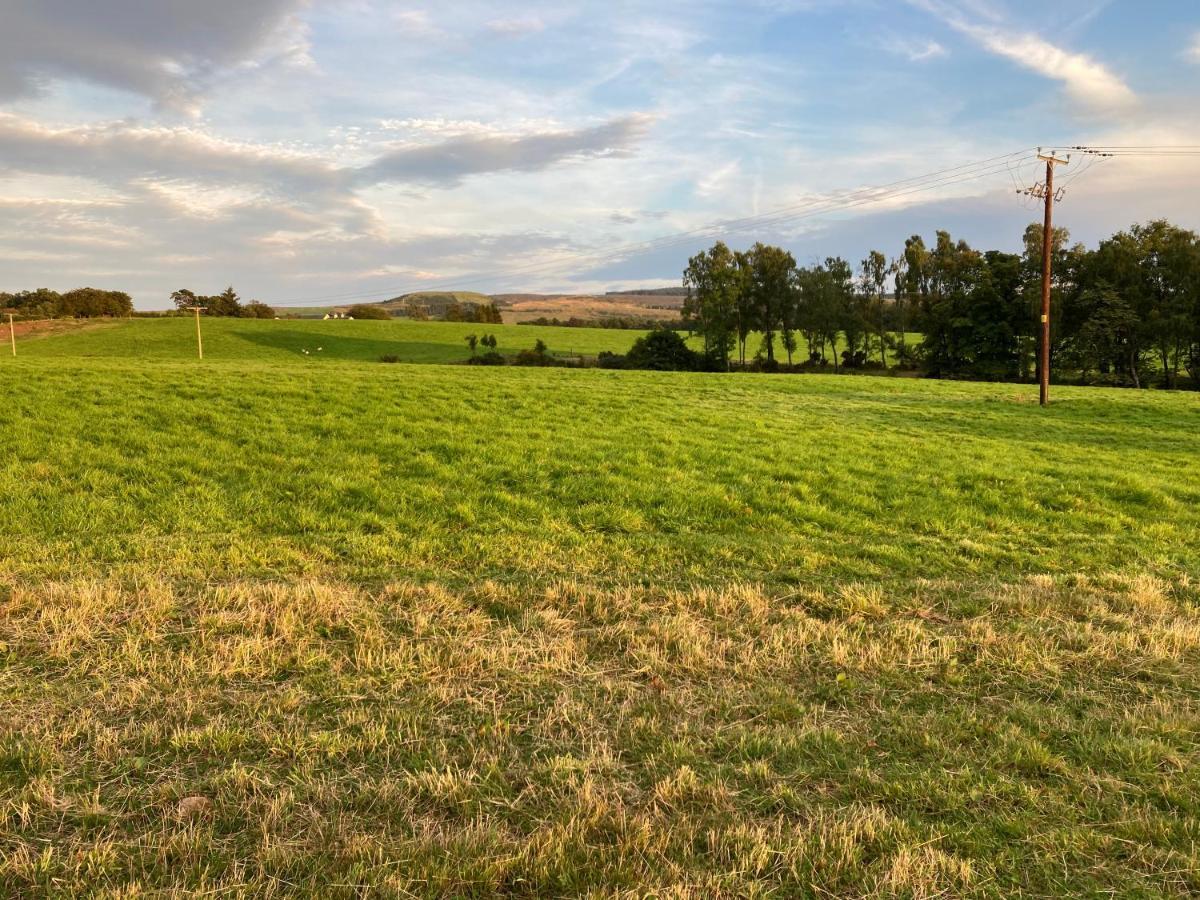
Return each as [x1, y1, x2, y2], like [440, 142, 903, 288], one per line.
[20, 317, 652, 364]
[2, 334, 1199, 896]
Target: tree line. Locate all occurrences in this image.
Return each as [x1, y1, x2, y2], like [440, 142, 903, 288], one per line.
[171, 287, 275, 318]
[405, 299, 504, 323]
[1, 287, 134, 319]
[683, 219, 1200, 388]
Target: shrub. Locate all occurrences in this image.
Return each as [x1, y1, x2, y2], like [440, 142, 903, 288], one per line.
[513, 339, 557, 367]
[379, 355, 401, 363]
[597, 351, 627, 369]
[624, 329, 701, 371]
[346, 304, 391, 320]
[240, 301, 276, 319]
[467, 351, 506, 366]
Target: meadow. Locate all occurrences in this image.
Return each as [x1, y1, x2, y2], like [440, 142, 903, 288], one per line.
[1, 325, 1199, 896]
[21, 316, 652, 364]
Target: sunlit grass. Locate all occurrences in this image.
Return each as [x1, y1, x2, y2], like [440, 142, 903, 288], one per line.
[19, 316, 654, 363]
[1, 342, 1199, 895]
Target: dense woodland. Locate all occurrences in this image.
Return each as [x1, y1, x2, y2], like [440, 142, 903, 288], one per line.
[683, 220, 1200, 388]
[0, 287, 134, 319]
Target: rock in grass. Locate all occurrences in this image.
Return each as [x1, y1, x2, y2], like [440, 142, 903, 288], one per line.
[177, 795, 212, 822]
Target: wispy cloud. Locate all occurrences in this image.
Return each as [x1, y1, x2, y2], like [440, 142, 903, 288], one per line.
[486, 17, 547, 38]
[356, 115, 652, 188]
[1187, 32, 1200, 65]
[911, 0, 1135, 110]
[880, 35, 948, 62]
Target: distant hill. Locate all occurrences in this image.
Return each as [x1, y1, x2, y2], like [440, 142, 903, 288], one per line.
[605, 287, 688, 297]
[276, 289, 684, 322]
[378, 291, 491, 310]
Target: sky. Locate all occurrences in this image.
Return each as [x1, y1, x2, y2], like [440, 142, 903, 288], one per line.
[0, 0, 1198, 308]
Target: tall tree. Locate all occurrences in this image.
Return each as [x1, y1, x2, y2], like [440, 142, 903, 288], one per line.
[683, 241, 741, 369]
[744, 243, 796, 365]
[860, 250, 889, 367]
[207, 286, 242, 317]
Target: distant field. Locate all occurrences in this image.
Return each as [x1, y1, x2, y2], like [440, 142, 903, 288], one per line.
[1, 347, 1199, 895]
[20, 316, 654, 363]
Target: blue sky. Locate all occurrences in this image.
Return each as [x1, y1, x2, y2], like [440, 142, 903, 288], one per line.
[1, 0, 1198, 307]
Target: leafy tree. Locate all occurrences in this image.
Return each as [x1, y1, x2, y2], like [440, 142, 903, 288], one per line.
[171, 289, 197, 311]
[860, 251, 889, 366]
[345, 304, 390, 320]
[1066, 286, 1144, 386]
[240, 301, 276, 319]
[733, 250, 755, 365]
[744, 243, 796, 365]
[57, 287, 133, 318]
[890, 255, 910, 362]
[465, 334, 478, 355]
[683, 241, 740, 369]
[206, 286, 241, 317]
[625, 328, 701, 371]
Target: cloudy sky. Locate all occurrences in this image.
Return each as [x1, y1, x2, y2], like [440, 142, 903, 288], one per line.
[1, 0, 1198, 308]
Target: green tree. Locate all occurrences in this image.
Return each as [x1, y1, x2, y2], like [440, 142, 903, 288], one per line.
[171, 289, 199, 311]
[58, 288, 133, 318]
[345, 304, 390, 320]
[744, 242, 796, 365]
[240, 301, 276, 319]
[683, 241, 741, 369]
[207, 286, 241, 317]
[860, 250, 889, 366]
[625, 328, 701, 371]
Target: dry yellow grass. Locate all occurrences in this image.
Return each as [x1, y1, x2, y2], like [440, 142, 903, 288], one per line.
[2, 574, 1198, 896]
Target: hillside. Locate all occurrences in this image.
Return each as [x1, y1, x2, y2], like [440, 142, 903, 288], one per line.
[376, 290, 492, 311]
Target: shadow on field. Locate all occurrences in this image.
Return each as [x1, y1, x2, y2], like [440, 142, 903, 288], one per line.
[235, 329, 460, 363]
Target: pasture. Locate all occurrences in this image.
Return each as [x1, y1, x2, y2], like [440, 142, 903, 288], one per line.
[1, 331, 1198, 896]
[17, 316, 653, 364]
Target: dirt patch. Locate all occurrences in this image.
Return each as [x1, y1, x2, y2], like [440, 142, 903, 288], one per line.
[5, 317, 121, 341]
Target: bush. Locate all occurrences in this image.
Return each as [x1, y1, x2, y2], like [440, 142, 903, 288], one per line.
[466, 351, 506, 366]
[379, 355, 401, 364]
[597, 351, 627, 369]
[346, 304, 391, 320]
[240, 301, 276, 319]
[624, 329, 701, 371]
[513, 339, 557, 367]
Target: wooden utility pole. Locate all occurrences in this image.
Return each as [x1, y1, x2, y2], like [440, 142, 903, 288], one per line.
[1024, 150, 1070, 405]
[187, 306, 205, 359]
[7, 314, 14, 357]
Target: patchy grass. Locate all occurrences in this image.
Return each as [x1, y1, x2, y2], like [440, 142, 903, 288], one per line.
[1, 351, 1199, 895]
[1, 575, 1198, 896]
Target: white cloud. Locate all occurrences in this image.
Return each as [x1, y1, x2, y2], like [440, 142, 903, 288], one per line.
[911, 0, 1135, 110]
[880, 36, 948, 62]
[486, 17, 547, 38]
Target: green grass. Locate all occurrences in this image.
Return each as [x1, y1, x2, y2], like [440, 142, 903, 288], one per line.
[2, 342, 1199, 896]
[23, 317, 652, 363]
